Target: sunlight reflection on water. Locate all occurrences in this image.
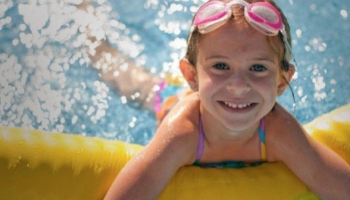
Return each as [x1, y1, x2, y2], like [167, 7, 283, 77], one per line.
[0, 0, 349, 145]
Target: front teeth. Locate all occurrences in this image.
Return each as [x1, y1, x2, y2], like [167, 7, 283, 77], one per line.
[224, 102, 251, 109]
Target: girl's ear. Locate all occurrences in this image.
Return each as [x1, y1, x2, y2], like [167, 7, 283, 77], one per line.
[277, 64, 295, 95]
[179, 58, 198, 91]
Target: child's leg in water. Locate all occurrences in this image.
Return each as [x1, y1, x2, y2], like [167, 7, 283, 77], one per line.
[76, 2, 162, 111]
[89, 40, 162, 111]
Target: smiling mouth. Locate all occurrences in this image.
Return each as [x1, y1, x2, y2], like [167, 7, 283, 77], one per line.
[223, 101, 252, 109]
[219, 101, 257, 112]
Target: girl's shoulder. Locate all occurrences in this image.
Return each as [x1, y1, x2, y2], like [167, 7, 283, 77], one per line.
[160, 92, 200, 133]
[154, 92, 201, 165]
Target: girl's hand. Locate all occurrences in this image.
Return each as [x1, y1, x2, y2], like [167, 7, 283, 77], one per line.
[266, 103, 350, 199]
[104, 94, 200, 200]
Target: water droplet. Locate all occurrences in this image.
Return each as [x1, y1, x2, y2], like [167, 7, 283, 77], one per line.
[340, 9, 348, 20]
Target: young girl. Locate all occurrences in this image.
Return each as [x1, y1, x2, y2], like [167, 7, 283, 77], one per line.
[103, 0, 350, 199]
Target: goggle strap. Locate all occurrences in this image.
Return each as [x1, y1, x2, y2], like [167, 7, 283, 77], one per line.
[187, 25, 196, 44]
[285, 40, 298, 68]
[280, 27, 297, 67]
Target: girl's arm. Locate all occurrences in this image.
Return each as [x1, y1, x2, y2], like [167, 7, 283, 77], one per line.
[104, 95, 199, 200]
[266, 103, 350, 199]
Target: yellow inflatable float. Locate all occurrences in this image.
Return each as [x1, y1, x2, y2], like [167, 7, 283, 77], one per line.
[1, 103, 350, 200]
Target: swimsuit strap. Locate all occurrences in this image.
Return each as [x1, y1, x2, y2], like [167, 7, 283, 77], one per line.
[194, 115, 267, 164]
[194, 113, 204, 164]
[258, 118, 267, 161]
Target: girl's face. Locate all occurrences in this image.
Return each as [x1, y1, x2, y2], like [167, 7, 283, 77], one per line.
[193, 21, 287, 133]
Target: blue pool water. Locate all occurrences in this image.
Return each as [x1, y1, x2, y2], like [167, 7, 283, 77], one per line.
[0, 0, 349, 145]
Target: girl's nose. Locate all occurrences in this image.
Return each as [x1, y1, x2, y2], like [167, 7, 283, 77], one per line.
[226, 73, 251, 95]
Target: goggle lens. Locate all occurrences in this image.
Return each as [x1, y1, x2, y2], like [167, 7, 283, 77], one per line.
[251, 5, 279, 24]
[199, 4, 225, 20]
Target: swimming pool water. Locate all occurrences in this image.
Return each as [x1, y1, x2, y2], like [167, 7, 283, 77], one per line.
[0, 0, 349, 145]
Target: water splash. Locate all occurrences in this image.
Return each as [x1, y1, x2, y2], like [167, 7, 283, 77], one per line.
[0, 0, 349, 145]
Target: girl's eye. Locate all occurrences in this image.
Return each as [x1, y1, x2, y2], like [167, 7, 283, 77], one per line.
[213, 63, 229, 70]
[251, 64, 266, 72]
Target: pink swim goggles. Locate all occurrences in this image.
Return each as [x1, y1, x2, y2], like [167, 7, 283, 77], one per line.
[190, 0, 293, 62]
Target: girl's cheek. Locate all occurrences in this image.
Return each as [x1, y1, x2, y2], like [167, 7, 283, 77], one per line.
[251, 77, 278, 94]
[198, 72, 217, 85]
